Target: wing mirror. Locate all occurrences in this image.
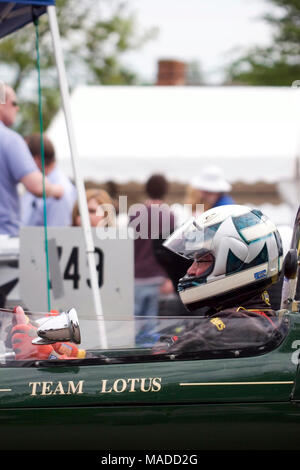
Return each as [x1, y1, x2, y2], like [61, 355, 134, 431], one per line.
[282, 249, 298, 279]
[32, 308, 81, 345]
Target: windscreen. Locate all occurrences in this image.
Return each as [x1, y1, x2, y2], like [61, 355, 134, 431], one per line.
[0, 308, 288, 365]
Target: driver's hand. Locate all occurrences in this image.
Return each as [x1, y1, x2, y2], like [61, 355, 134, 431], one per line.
[11, 323, 56, 360]
[11, 305, 56, 360]
[11, 306, 85, 361]
[52, 342, 86, 358]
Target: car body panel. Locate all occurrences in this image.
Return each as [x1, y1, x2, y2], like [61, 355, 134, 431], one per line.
[0, 311, 299, 449]
[1, 403, 300, 450]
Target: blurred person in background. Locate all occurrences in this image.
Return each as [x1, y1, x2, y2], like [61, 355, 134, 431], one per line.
[0, 85, 63, 308]
[185, 164, 234, 211]
[72, 188, 116, 228]
[0, 84, 63, 237]
[21, 134, 77, 227]
[173, 165, 235, 228]
[129, 174, 175, 345]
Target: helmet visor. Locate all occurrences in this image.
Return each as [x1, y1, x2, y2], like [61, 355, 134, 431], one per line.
[163, 217, 217, 260]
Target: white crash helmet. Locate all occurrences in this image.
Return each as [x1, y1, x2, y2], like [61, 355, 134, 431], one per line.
[163, 205, 283, 312]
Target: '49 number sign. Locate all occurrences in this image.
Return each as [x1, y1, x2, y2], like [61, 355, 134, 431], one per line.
[57, 245, 103, 290]
[19, 226, 134, 320]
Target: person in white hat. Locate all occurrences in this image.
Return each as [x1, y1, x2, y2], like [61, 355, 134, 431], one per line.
[185, 165, 235, 213]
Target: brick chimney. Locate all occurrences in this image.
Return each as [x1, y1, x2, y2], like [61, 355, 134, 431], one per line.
[156, 60, 186, 86]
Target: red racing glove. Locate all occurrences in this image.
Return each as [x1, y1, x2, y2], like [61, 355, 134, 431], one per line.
[11, 305, 56, 360]
[52, 342, 86, 358]
[11, 323, 57, 360]
[11, 306, 85, 361]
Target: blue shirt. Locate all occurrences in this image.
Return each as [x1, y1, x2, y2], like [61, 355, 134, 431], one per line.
[0, 121, 38, 236]
[214, 193, 235, 207]
[21, 165, 77, 227]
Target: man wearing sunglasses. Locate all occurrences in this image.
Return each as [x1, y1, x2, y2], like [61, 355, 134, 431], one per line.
[0, 84, 64, 238]
[0, 84, 64, 309]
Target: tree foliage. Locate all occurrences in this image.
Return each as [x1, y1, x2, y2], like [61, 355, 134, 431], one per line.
[0, 0, 156, 134]
[225, 0, 300, 86]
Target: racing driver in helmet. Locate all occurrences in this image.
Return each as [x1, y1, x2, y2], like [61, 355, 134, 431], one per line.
[152, 204, 286, 355]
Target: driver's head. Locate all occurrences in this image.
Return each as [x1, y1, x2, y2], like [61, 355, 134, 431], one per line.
[163, 205, 283, 312]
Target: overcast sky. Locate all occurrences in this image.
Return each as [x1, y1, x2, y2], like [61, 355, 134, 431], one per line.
[121, 0, 275, 84]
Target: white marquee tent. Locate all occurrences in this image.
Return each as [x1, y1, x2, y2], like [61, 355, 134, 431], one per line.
[47, 85, 300, 185]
